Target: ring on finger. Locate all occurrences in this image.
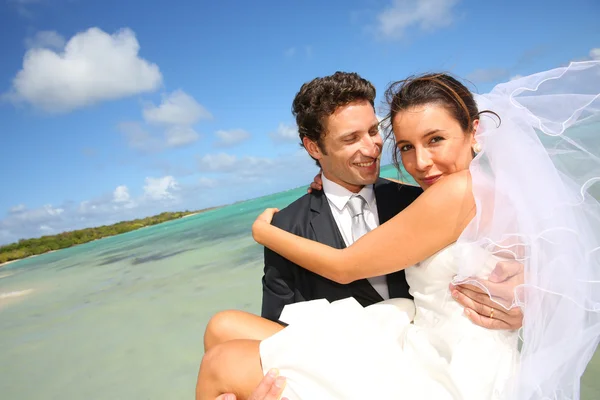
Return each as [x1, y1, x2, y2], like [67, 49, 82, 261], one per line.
[489, 307, 495, 319]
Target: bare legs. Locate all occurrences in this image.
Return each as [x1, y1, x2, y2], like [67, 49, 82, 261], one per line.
[196, 339, 265, 400]
[203, 310, 285, 352]
[196, 310, 287, 400]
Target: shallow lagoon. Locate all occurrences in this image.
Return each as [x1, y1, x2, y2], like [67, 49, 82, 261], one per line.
[1, 165, 598, 399]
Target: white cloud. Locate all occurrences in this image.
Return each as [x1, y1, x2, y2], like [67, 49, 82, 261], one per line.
[45, 205, 63, 216]
[1, 204, 65, 236]
[201, 149, 315, 191]
[197, 151, 317, 182]
[197, 150, 319, 195]
[198, 153, 238, 172]
[5, 27, 163, 113]
[238, 156, 276, 177]
[120, 89, 207, 151]
[466, 68, 510, 83]
[80, 179, 175, 216]
[39, 224, 54, 233]
[376, 0, 460, 39]
[113, 185, 137, 210]
[215, 129, 251, 147]
[510, 74, 524, 81]
[77, 200, 96, 215]
[165, 126, 200, 147]
[113, 185, 131, 203]
[197, 153, 280, 176]
[9, 204, 26, 213]
[0, 176, 193, 244]
[270, 123, 298, 143]
[24, 31, 66, 50]
[143, 176, 179, 200]
[118, 121, 200, 152]
[120, 121, 199, 151]
[591, 48, 600, 60]
[143, 90, 211, 126]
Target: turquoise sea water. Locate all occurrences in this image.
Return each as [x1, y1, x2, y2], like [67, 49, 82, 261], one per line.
[0, 165, 598, 399]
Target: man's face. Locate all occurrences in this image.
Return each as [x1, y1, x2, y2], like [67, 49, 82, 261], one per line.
[308, 100, 382, 193]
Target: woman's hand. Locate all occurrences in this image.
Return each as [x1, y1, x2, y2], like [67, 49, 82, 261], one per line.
[252, 208, 279, 244]
[256, 208, 279, 225]
[307, 170, 323, 193]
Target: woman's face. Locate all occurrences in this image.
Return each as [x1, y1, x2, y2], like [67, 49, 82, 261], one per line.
[392, 103, 477, 190]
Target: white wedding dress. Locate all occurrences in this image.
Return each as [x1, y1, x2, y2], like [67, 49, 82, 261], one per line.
[258, 62, 600, 399]
[259, 244, 521, 400]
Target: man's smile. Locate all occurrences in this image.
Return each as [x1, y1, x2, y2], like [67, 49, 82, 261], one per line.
[353, 154, 381, 168]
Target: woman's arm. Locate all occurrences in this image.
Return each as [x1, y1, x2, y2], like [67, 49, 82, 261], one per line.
[252, 170, 476, 284]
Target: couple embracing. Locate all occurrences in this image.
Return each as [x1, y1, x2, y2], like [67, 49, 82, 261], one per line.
[197, 62, 600, 399]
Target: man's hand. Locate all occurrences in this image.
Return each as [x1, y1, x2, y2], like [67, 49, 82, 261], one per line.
[307, 170, 323, 193]
[216, 369, 288, 400]
[450, 260, 524, 330]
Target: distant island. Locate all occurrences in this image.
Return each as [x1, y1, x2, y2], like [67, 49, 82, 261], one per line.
[0, 208, 218, 266]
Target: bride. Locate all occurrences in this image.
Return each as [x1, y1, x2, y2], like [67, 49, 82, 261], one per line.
[196, 61, 600, 400]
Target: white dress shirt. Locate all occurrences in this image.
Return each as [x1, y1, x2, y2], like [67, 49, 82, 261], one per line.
[321, 174, 390, 300]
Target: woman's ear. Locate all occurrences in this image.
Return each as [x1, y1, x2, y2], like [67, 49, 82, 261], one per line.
[471, 119, 480, 146]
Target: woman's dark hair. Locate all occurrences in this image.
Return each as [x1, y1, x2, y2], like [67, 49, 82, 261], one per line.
[292, 71, 376, 166]
[382, 73, 499, 171]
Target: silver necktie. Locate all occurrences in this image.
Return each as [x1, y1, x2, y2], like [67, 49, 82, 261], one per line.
[347, 195, 370, 241]
[347, 194, 390, 299]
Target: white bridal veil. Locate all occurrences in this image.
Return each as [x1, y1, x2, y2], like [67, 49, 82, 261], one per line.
[452, 60, 600, 399]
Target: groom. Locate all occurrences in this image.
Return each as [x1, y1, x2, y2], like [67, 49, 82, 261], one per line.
[261, 71, 523, 330]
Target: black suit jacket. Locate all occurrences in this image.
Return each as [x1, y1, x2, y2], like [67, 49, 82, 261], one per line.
[260, 178, 423, 322]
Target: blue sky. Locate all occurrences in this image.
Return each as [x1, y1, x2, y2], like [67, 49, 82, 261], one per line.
[0, 0, 598, 245]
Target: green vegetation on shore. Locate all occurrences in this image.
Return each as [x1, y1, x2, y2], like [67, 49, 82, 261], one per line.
[0, 209, 214, 265]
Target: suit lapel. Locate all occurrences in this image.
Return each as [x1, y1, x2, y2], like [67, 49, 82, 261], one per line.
[309, 191, 346, 249]
[309, 189, 384, 304]
[374, 178, 395, 224]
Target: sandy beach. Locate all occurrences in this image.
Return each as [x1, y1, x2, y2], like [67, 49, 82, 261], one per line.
[0, 250, 56, 269]
[0, 259, 19, 268]
[182, 212, 200, 218]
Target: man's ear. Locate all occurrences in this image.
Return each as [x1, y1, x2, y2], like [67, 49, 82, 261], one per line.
[303, 137, 323, 161]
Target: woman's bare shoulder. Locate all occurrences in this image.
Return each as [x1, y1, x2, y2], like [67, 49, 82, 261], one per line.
[380, 177, 421, 187]
[404, 170, 474, 223]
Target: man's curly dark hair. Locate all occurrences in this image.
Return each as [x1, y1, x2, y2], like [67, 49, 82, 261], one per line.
[292, 71, 376, 166]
